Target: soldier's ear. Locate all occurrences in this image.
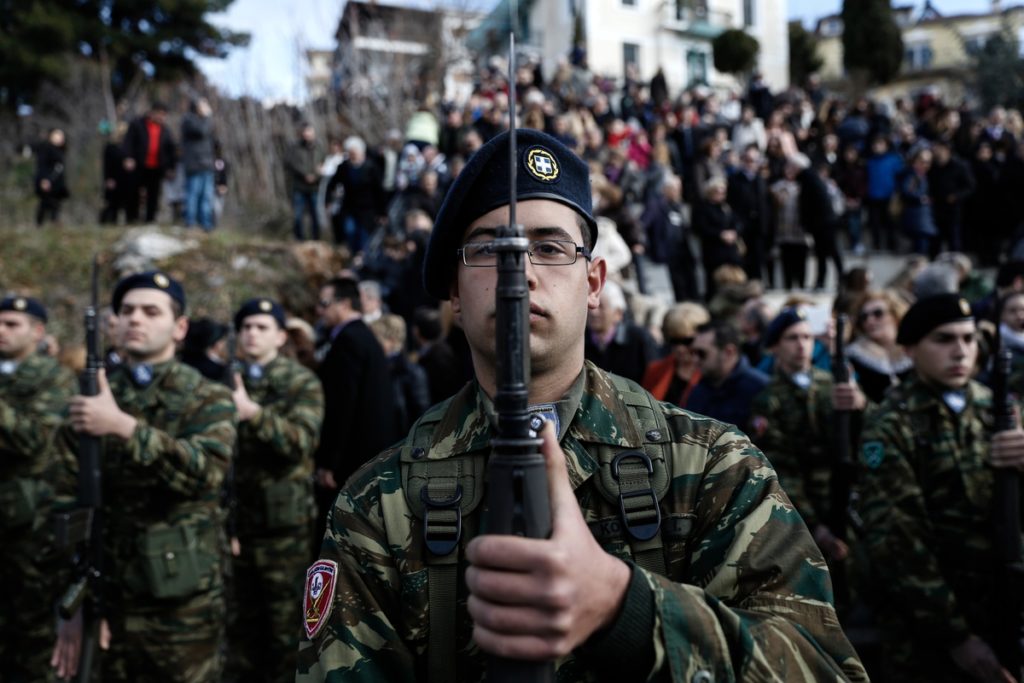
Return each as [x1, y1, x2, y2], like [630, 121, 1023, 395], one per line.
[586, 257, 607, 312]
[449, 281, 461, 316]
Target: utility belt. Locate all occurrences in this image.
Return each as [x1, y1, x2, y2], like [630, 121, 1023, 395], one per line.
[0, 477, 48, 531]
[135, 520, 220, 600]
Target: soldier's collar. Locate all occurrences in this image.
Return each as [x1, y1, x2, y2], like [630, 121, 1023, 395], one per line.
[477, 369, 585, 444]
[124, 359, 174, 388]
[568, 362, 646, 448]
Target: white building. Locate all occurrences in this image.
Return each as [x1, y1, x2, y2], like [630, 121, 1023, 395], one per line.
[472, 0, 789, 94]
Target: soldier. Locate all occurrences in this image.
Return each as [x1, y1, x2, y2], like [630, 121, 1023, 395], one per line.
[297, 129, 868, 681]
[858, 294, 1024, 682]
[52, 272, 236, 682]
[749, 307, 866, 564]
[225, 298, 324, 683]
[0, 296, 76, 681]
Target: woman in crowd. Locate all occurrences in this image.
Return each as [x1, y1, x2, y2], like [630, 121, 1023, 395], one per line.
[899, 147, 937, 255]
[694, 176, 743, 299]
[34, 128, 69, 226]
[845, 289, 913, 403]
[641, 302, 710, 407]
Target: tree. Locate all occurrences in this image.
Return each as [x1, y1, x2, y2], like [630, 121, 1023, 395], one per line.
[0, 0, 249, 109]
[973, 27, 1024, 111]
[712, 29, 760, 78]
[841, 0, 903, 86]
[789, 21, 823, 87]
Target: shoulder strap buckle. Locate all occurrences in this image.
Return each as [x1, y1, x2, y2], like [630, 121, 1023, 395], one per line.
[420, 483, 463, 556]
[611, 451, 662, 541]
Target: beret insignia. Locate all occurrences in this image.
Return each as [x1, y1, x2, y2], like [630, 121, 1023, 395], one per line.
[525, 146, 559, 183]
[153, 273, 170, 289]
[13, 298, 26, 311]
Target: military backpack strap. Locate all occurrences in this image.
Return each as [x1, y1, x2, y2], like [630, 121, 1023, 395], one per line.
[594, 375, 673, 576]
[400, 402, 486, 683]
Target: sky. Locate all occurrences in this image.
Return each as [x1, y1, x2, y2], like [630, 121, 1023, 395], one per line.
[198, 0, 1006, 102]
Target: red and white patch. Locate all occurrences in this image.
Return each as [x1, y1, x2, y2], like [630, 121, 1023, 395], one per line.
[304, 559, 338, 640]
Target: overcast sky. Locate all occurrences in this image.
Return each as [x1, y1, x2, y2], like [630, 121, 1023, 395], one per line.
[198, 0, 1008, 101]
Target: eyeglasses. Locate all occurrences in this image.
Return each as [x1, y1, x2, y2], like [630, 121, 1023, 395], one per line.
[316, 298, 335, 308]
[692, 348, 710, 360]
[667, 336, 695, 347]
[457, 239, 591, 267]
[858, 307, 888, 323]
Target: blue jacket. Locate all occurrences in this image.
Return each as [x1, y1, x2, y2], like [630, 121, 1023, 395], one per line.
[865, 151, 903, 200]
[684, 356, 769, 431]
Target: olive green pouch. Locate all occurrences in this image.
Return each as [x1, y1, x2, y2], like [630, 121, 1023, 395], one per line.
[138, 523, 203, 599]
[264, 479, 307, 530]
[0, 478, 39, 530]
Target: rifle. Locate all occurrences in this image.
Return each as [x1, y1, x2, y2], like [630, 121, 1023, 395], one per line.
[483, 22, 553, 683]
[55, 256, 104, 682]
[828, 314, 859, 606]
[990, 301, 1023, 678]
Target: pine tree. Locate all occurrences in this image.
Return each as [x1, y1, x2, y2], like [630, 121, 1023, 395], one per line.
[841, 0, 903, 85]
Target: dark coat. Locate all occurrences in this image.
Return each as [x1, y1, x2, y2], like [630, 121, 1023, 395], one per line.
[694, 200, 744, 271]
[684, 356, 769, 430]
[798, 168, 839, 238]
[315, 319, 399, 485]
[418, 339, 467, 406]
[180, 113, 215, 174]
[34, 142, 68, 198]
[387, 354, 431, 434]
[123, 115, 176, 171]
[928, 156, 974, 228]
[584, 322, 660, 386]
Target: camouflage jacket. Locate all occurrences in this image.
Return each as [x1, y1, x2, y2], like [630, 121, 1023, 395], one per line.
[297, 362, 867, 682]
[235, 355, 324, 536]
[0, 354, 76, 533]
[749, 367, 836, 530]
[857, 375, 997, 648]
[55, 360, 236, 603]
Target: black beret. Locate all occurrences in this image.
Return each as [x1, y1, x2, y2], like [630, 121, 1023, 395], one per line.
[897, 294, 974, 346]
[763, 307, 808, 348]
[423, 128, 597, 301]
[234, 298, 286, 330]
[0, 296, 47, 323]
[111, 271, 186, 313]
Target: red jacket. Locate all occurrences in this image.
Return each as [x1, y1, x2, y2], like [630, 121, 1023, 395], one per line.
[641, 356, 701, 407]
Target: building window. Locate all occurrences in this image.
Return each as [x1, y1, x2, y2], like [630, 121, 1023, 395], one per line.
[623, 42, 640, 74]
[964, 35, 988, 55]
[904, 42, 934, 71]
[743, 0, 754, 26]
[687, 49, 707, 86]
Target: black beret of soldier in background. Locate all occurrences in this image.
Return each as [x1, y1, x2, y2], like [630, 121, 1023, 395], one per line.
[897, 294, 974, 346]
[763, 307, 808, 348]
[423, 128, 598, 300]
[0, 296, 48, 323]
[234, 298, 286, 330]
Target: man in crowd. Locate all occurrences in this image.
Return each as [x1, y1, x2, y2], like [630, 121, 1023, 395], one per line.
[181, 97, 217, 231]
[123, 103, 177, 223]
[0, 297, 76, 681]
[686, 318, 769, 430]
[285, 123, 322, 241]
[226, 298, 324, 683]
[859, 294, 1024, 682]
[584, 279, 658, 384]
[52, 272, 236, 682]
[297, 129, 867, 681]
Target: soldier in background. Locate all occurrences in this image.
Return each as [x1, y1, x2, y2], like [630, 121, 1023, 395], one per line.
[749, 307, 866, 566]
[0, 296, 76, 681]
[225, 298, 324, 683]
[858, 294, 1024, 682]
[52, 272, 236, 682]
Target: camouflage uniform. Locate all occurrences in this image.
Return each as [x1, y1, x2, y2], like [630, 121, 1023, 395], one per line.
[226, 356, 323, 683]
[0, 354, 76, 682]
[55, 360, 236, 683]
[858, 375, 1002, 681]
[297, 362, 868, 682]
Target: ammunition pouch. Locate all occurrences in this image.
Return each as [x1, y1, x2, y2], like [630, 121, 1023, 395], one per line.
[0, 478, 43, 531]
[138, 522, 216, 599]
[264, 479, 309, 530]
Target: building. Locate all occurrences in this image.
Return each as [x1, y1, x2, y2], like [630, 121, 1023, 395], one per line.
[329, 0, 484, 137]
[814, 1, 1024, 100]
[469, 0, 789, 96]
[305, 49, 335, 101]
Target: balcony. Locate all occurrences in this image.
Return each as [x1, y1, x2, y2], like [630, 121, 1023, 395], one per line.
[661, 1, 732, 39]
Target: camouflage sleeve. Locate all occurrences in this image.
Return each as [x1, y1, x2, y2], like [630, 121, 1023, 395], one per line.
[0, 365, 75, 458]
[637, 427, 866, 682]
[122, 383, 237, 498]
[749, 391, 820, 529]
[856, 413, 971, 646]
[245, 369, 324, 463]
[296, 451, 418, 683]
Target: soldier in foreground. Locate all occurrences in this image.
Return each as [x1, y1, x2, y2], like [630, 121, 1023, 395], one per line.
[858, 294, 1024, 682]
[297, 129, 867, 681]
[750, 307, 866, 564]
[0, 297, 76, 681]
[52, 272, 236, 682]
[225, 298, 323, 683]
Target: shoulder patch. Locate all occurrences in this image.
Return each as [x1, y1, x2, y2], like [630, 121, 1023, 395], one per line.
[303, 559, 338, 640]
[861, 440, 885, 470]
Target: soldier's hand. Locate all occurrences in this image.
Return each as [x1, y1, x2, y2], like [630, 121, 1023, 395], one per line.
[465, 421, 632, 661]
[832, 382, 866, 412]
[69, 368, 137, 440]
[316, 468, 338, 490]
[950, 634, 1015, 683]
[50, 609, 82, 679]
[232, 374, 261, 421]
[991, 427, 1024, 471]
[100, 618, 111, 650]
[812, 523, 850, 561]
